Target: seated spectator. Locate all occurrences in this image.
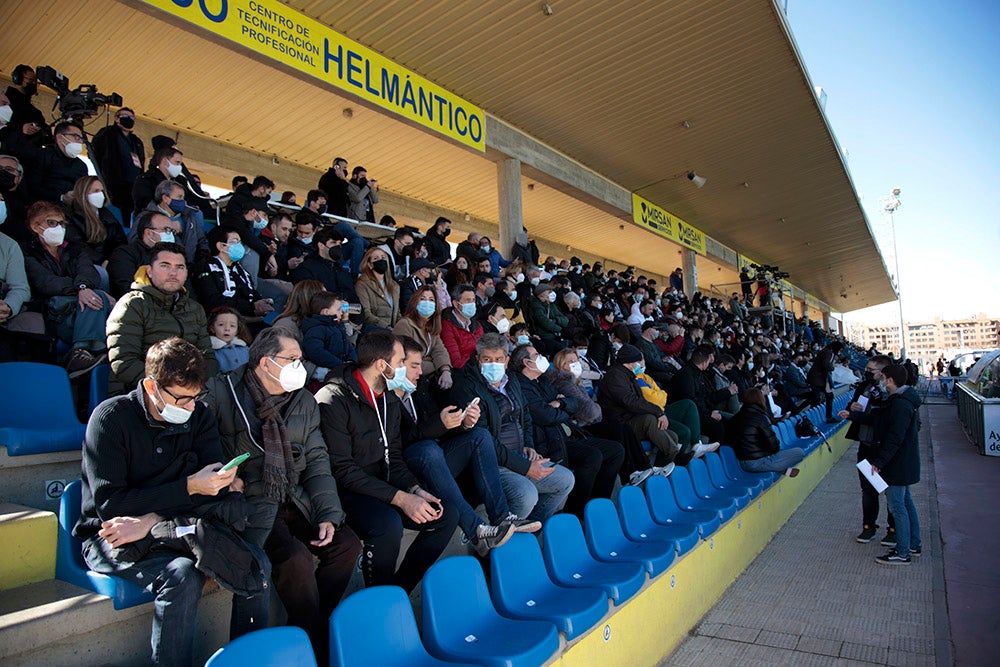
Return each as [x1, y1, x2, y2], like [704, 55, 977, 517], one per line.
[511, 344, 623, 518]
[22, 201, 112, 375]
[301, 291, 356, 374]
[441, 283, 483, 369]
[135, 179, 209, 267]
[492, 275, 521, 320]
[636, 321, 677, 388]
[208, 306, 251, 372]
[287, 214, 318, 261]
[527, 282, 568, 355]
[667, 346, 733, 444]
[219, 197, 276, 280]
[724, 387, 804, 476]
[377, 226, 415, 281]
[423, 216, 453, 267]
[76, 339, 268, 665]
[709, 353, 741, 417]
[315, 331, 459, 592]
[25, 121, 88, 205]
[347, 166, 378, 222]
[546, 348, 601, 425]
[589, 322, 630, 371]
[393, 285, 453, 389]
[194, 225, 274, 318]
[478, 235, 510, 278]
[0, 154, 30, 244]
[395, 336, 533, 555]
[279, 190, 296, 205]
[89, 107, 145, 223]
[132, 146, 184, 212]
[782, 353, 811, 403]
[478, 301, 512, 337]
[65, 176, 127, 274]
[355, 246, 399, 329]
[271, 279, 326, 336]
[107, 241, 217, 395]
[455, 231, 482, 266]
[290, 227, 357, 301]
[301, 188, 327, 219]
[443, 254, 471, 290]
[0, 196, 44, 350]
[260, 211, 297, 280]
[472, 272, 494, 314]
[204, 328, 361, 661]
[450, 333, 574, 521]
[107, 211, 179, 298]
[474, 256, 493, 280]
[398, 257, 435, 308]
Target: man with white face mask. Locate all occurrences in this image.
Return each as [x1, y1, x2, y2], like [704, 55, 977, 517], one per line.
[132, 146, 184, 212]
[205, 328, 361, 662]
[77, 338, 269, 666]
[24, 121, 88, 205]
[527, 282, 568, 356]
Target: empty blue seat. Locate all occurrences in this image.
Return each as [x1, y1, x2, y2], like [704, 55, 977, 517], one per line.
[583, 499, 675, 577]
[0, 362, 86, 455]
[541, 514, 646, 605]
[490, 534, 608, 640]
[640, 440, 653, 452]
[688, 459, 752, 509]
[206, 626, 316, 667]
[88, 364, 110, 415]
[718, 446, 778, 487]
[668, 466, 739, 522]
[330, 586, 464, 667]
[702, 452, 764, 498]
[616, 486, 700, 555]
[422, 556, 560, 667]
[644, 475, 721, 538]
[56, 480, 153, 609]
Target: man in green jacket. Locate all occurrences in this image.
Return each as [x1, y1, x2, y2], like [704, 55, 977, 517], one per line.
[527, 282, 568, 356]
[204, 328, 360, 662]
[106, 242, 217, 395]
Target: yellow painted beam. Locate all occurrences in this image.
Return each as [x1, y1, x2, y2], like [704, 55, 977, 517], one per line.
[0, 504, 57, 590]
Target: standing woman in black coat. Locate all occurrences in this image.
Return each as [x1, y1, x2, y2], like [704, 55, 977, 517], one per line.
[723, 388, 804, 476]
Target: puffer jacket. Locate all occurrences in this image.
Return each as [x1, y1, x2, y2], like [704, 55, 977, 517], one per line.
[203, 370, 345, 527]
[543, 367, 602, 426]
[723, 403, 779, 461]
[106, 267, 217, 394]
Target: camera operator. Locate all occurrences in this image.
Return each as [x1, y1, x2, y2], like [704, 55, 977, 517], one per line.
[4, 65, 49, 152]
[24, 120, 88, 205]
[90, 107, 145, 222]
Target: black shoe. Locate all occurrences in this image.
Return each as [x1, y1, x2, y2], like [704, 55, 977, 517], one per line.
[826, 417, 840, 424]
[910, 547, 922, 557]
[880, 532, 897, 547]
[474, 521, 516, 556]
[856, 526, 878, 543]
[875, 551, 911, 565]
[65, 347, 104, 379]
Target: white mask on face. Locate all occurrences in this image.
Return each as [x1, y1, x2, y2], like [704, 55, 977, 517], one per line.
[547, 291, 557, 303]
[569, 361, 583, 378]
[268, 357, 307, 392]
[166, 162, 183, 178]
[532, 354, 550, 373]
[42, 225, 66, 246]
[87, 191, 106, 209]
[64, 142, 84, 158]
[152, 383, 194, 424]
[495, 317, 511, 334]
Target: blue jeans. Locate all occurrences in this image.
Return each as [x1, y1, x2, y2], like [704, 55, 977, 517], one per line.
[332, 221, 368, 276]
[498, 464, 575, 522]
[886, 485, 921, 557]
[740, 448, 806, 474]
[48, 292, 113, 349]
[404, 428, 511, 541]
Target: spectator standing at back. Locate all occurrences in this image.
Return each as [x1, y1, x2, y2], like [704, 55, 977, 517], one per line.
[423, 216, 453, 267]
[318, 157, 350, 218]
[455, 231, 483, 266]
[347, 166, 378, 222]
[228, 175, 273, 216]
[90, 107, 145, 222]
[24, 121, 88, 205]
[132, 146, 184, 212]
[4, 65, 48, 154]
[669, 267, 684, 294]
[807, 340, 843, 423]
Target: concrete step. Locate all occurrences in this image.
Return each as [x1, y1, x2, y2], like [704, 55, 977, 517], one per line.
[0, 447, 82, 513]
[0, 503, 56, 590]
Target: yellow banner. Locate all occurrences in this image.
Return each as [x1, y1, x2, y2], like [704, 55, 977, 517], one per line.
[631, 193, 706, 255]
[140, 0, 486, 151]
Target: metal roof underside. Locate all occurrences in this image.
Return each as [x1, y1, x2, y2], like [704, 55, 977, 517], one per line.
[2, 0, 895, 311]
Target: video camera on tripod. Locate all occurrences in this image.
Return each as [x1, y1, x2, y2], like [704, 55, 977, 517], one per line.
[749, 262, 790, 281]
[35, 65, 123, 123]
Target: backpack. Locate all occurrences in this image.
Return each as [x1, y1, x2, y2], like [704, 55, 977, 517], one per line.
[795, 416, 818, 438]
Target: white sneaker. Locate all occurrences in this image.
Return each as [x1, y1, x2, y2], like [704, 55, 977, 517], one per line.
[652, 463, 675, 477]
[629, 468, 655, 486]
[691, 442, 721, 458]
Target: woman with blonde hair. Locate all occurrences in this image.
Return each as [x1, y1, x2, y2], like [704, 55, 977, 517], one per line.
[66, 175, 127, 287]
[393, 285, 453, 389]
[272, 279, 327, 335]
[355, 246, 399, 329]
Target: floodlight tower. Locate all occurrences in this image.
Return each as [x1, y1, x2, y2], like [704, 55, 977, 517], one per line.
[882, 187, 905, 360]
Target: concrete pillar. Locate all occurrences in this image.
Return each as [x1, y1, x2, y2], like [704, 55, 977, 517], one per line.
[681, 248, 698, 297]
[497, 158, 523, 257]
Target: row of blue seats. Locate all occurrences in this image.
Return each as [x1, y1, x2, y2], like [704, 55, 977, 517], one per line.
[196, 445, 813, 666]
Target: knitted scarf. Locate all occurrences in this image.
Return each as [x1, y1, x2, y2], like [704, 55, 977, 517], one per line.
[243, 367, 297, 501]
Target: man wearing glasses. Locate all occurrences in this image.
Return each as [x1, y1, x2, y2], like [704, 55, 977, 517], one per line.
[91, 107, 146, 222]
[76, 338, 270, 666]
[24, 120, 88, 205]
[106, 210, 182, 298]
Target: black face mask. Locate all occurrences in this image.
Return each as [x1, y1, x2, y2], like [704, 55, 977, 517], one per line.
[400, 244, 414, 257]
[441, 228, 451, 238]
[118, 116, 135, 129]
[317, 204, 327, 215]
[328, 245, 343, 262]
[372, 259, 389, 274]
[864, 370, 876, 382]
[0, 170, 16, 192]
[24, 82, 37, 97]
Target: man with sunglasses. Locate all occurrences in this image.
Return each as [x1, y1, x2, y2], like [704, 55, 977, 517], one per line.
[24, 120, 88, 205]
[76, 338, 269, 666]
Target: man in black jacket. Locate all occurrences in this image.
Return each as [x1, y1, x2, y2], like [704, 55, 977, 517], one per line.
[807, 340, 844, 423]
[24, 121, 87, 205]
[75, 338, 268, 666]
[449, 333, 574, 521]
[667, 347, 735, 444]
[290, 227, 357, 301]
[423, 216, 453, 267]
[90, 107, 145, 222]
[317, 157, 350, 218]
[107, 211, 179, 298]
[510, 344, 623, 517]
[132, 146, 184, 213]
[315, 330, 458, 592]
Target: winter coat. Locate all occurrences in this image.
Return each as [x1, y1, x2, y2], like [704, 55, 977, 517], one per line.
[393, 315, 451, 375]
[107, 239, 152, 298]
[25, 145, 86, 203]
[289, 254, 357, 302]
[440, 307, 483, 369]
[597, 364, 663, 423]
[527, 298, 568, 339]
[806, 345, 837, 389]
[301, 314, 356, 369]
[22, 237, 100, 298]
[193, 256, 262, 317]
[723, 403, 780, 461]
[869, 386, 922, 486]
[544, 367, 602, 426]
[422, 229, 452, 267]
[211, 336, 249, 373]
[65, 206, 127, 265]
[90, 125, 145, 188]
[355, 274, 399, 328]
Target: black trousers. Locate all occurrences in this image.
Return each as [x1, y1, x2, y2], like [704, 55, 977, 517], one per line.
[857, 446, 895, 530]
[564, 437, 625, 518]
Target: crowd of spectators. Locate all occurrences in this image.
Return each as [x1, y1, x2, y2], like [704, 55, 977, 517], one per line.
[0, 65, 896, 664]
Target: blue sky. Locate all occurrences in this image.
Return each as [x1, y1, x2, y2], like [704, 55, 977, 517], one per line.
[786, 0, 1000, 324]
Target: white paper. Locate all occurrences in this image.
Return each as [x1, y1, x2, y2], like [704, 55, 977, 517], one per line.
[856, 395, 869, 411]
[176, 524, 197, 537]
[856, 459, 888, 493]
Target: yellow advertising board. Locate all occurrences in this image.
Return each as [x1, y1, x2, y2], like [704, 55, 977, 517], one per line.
[140, 0, 486, 151]
[631, 193, 706, 255]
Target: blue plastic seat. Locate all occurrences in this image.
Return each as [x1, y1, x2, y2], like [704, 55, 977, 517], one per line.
[421, 556, 560, 667]
[616, 486, 700, 555]
[640, 440, 653, 452]
[206, 626, 316, 667]
[644, 475, 721, 538]
[490, 534, 608, 640]
[541, 514, 646, 605]
[330, 586, 464, 666]
[56, 480, 154, 609]
[668, 466, 739, 522]
[718, 446, 778, 487]
[0, 362, 86, 455]
[583, 499, 675, 577]
[702, 452, 764, 498]
[88, 364, 110, 415]
[688, 459, 752, 509]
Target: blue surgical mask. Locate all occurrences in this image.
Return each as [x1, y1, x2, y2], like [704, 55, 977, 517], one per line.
[481, 362, 506, 384]
[481, 245, 491, 254]
[460, 302, 477, 319]
[632, 364, 646, 376]
[300, 236, 313, 245]
[383, 362, 410, 392]
[159, 230, 175, 243]
[416, 300, 436, 318]
[168, 198, 186, 214]
[516, 335, 530, 346]
[0, 200, 7, 225]
[253, 217, 268, 231]
[226, 242, 246, 262]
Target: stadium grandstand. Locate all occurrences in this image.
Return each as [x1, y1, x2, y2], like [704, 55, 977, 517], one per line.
[0, 1, 993, 666]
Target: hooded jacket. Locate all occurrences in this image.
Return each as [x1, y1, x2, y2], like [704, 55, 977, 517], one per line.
[869, 386, 922, 486]
[107, 267, 217, 395]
